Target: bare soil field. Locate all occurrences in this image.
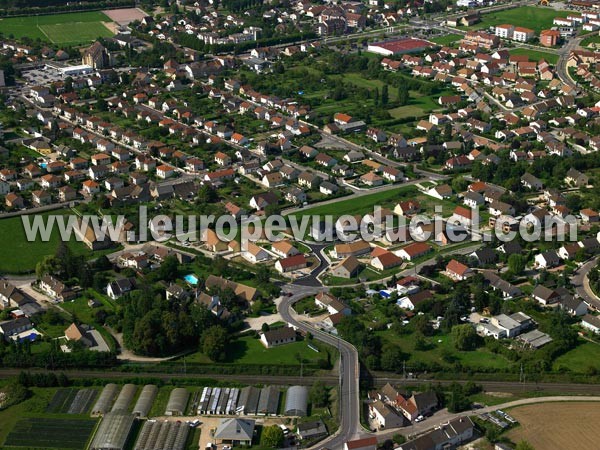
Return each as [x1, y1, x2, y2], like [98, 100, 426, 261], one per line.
[102, 8, 147, 24]
[507, 402, 600, 450]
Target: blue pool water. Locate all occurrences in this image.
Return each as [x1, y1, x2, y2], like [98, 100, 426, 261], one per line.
[40, 163, 47, 169]
[184, 274, 199, 285]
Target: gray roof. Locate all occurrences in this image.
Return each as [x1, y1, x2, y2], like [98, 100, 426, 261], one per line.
[0, 317, 31, 335]
[165, 388, 189, 415]
[214, 418, 255, 441]
[112, 384, 137, 412]
[257, 386, 280, 415]
[238, 386, 260, 415]
[90, 411, 135, 450]
[133, 384, 158, 418]
[284, 386, 308, 417]
[92, 384, 119, 416]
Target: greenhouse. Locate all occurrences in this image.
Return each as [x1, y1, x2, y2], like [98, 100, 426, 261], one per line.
[134, 420, 189, 450]
[112, 384, 137, 412]
[165, 388, 189, 416]
[89, 411, 136, 450]
[133, 385, 158, 418]
[91, 383, 119, 417]
[284, 386, 308, 416]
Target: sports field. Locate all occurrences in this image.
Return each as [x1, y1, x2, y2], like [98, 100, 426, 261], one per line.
[467, 6, 570, 34]
[0, 11, 114, 45]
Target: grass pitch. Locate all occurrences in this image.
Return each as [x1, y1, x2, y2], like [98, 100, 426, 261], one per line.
[0, 11, 113, 45]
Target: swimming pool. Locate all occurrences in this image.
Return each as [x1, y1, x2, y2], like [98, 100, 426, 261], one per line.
[184, 274, 199, 285]
[40, 163, 47, 169]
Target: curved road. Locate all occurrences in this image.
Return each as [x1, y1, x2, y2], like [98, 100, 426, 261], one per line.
[279, 284, 362, 449]
[572, 256, 600, 310]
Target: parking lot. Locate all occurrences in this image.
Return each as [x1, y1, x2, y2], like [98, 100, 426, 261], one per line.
[21, 66, 66, 86]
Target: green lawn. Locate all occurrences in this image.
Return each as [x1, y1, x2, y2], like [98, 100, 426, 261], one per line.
[378, 329, 514, 371]
[508, 48, 559, 65]
[40, 21, 113, 44]
[553, 341, 600, 373]
[581, 33, 600, 48]
[224, 335, 327, 365]
[0, 212, 114, 274]
[467, 6, 570, 34]
[291, 185, 419, 219]
[0, 11, 113, 44]
[290, 185, 457, 222]
[430, 34, 463, 46]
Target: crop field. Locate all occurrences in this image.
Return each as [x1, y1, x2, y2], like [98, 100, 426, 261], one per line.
[0, 11, 113, 45]
[4, 417, 97, 449]
[46, 388, 98, 414]
[507, 402, 600, 450]
[467, 6, 570, 34]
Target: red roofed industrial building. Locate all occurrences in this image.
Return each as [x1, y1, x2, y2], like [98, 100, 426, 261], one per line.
[367, 38, 433, 56]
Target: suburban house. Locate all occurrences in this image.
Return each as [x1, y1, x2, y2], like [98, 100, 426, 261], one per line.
[534, 250, 561, 269]
[39, 276, 75, 301]
[260, 326, 297, 348]
[331, 256, 362, 279]
[107, 278, 136, 299]
[275, 254, 307, 273]
[445, 259, 472, 281]
[531, 285, 560, 305]
[581, 315, 600, 334]
[315, 292, 351, 315]
[332, 240, 371, 259]
[271, 240, 300, 258]
[243, 242, 270, 263]
[395, 242, 432, 261]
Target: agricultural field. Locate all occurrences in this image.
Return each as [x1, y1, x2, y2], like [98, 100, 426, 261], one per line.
[467, 6, 570, 34]
[0, 11, 114, 45]
[507, 402, 600, 450]
[46, 388, 98, 415]
[4, 417, 97, 449]
[508, 48, 559, 65]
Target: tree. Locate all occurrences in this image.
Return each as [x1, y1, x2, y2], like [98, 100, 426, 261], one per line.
[451, 324, 480, 351]
[381, 84, 389, 106]
[309, 380, 329, 407]
[451, 176, 469, 193]
[202, 325, 230, 362]
[261, 425, 284, 448]
[507, 254, 525, 275]
[261, 322, 270, 333]
[380, 345, 404, 372]
[515, 441, 535, 450]
[397, 85, 409, 106]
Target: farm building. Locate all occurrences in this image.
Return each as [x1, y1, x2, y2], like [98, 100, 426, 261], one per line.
[134, 420, 189, 450]
[284, 386, 308, 416]
[91, 383, 119, 416]
[165, 388, 190, 416]
[89, 411, 136, 450]
[237, 386, 261, 415]
[257, 386, 280, 416]
[112, 384, 137, 412]
[133, 385, 158, 418]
